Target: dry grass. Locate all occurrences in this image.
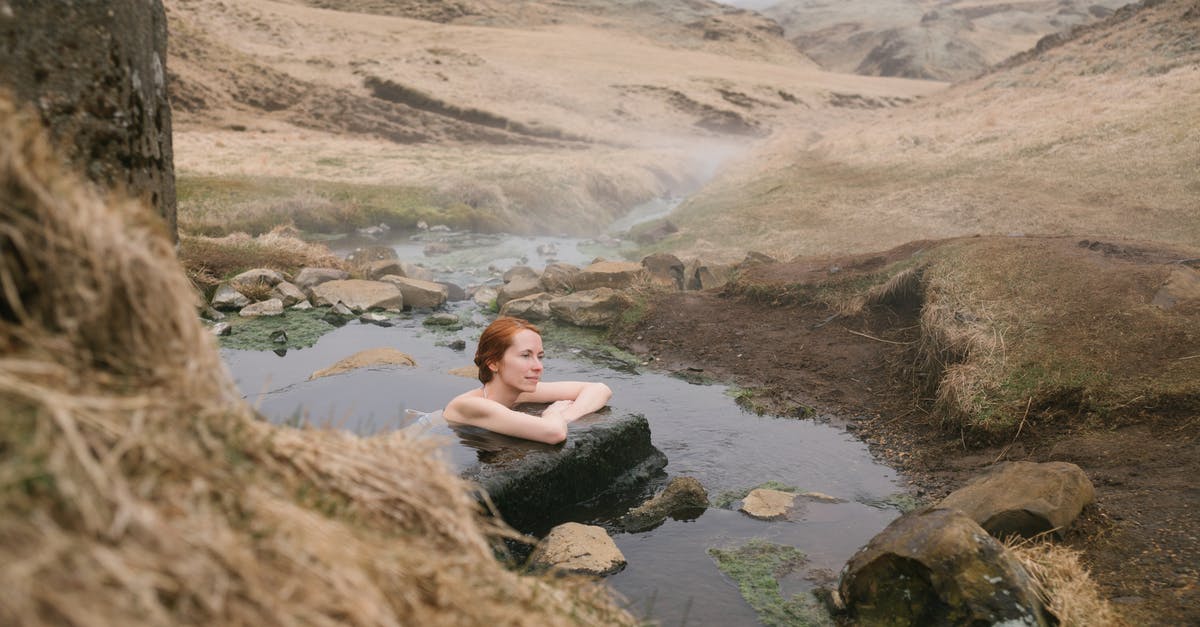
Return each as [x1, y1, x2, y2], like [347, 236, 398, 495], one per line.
[1008, 539, 1125, 627]
[178, 227, 347, 292]
[0, 94, 637, 625]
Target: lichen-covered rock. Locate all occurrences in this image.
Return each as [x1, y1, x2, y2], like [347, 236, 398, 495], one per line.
[549, 288, 633, 327]
[499, 292, 553, 321]
[379, 275, 448, 309]
[621, 476, 708, 531]
[230, 268, 285, 292]
[938, 461, 1095, 539]
[573, 261, 645, 291]
[239, 298, 284, 318]
[529, 523, 626, 577]
[0, 0, 175, 239]
[309, 348, 417, 380]
[471, 286, 499, 309]
[740, 488, 797, 521]
[839, 508, 1049, 627]
[309, 279, 403, 312]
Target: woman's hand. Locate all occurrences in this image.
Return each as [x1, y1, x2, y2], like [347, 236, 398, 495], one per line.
[541, 399, 575, 422]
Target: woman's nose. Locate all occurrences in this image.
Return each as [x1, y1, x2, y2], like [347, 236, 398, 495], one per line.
[532, 357, 543, 371]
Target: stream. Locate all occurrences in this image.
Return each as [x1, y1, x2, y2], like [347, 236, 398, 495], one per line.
[219, 199, 907, 626]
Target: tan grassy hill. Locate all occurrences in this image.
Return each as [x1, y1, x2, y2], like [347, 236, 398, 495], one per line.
[0, 89, 637, 626]
[763, 0, 1133, 81]
[166, 0, 944, 236]
[653, 0, 1199, 262]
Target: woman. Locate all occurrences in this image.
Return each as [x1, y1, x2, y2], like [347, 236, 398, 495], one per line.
[444, 317, 612, 444]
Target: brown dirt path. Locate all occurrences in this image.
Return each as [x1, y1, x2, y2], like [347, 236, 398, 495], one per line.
[612, 279, 1200, 626]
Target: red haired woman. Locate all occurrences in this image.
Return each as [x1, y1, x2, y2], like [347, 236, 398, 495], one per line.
[443, 317, 613, 444]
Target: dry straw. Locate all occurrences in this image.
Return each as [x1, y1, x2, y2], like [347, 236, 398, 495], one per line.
[0, 94, 637, 626]
[1007, 539, 1125, 627]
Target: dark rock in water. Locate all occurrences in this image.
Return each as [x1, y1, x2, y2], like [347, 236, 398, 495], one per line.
[457, 413, 667, 533]
[620, 476, 708, 532]
[839, 508, 1048, 627]
[448, 339, 467, 351]
[269, 329, 288, 344]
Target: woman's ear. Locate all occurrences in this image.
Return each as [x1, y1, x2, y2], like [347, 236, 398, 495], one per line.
[488, 361, 499, 373]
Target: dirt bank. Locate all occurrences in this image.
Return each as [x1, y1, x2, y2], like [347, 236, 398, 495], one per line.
[612, 236, 1200, 626]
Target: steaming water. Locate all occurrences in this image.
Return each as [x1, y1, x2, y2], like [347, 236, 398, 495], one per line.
[220, 205, 905, 626]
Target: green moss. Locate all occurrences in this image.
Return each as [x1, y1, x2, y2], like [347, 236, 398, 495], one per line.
[538, 322, 641, 374]
[708, 539, 833, 627]
[712, 481, 799, 509]
[217, 308, 338, 351]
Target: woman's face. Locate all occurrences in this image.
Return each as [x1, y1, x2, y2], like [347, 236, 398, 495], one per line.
[491, 329, 544, 393]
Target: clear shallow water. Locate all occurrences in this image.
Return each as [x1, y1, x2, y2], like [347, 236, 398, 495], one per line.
[222, 209, 905, 626]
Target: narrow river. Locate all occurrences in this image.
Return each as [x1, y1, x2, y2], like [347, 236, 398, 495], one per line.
[220, 201, 906, 625]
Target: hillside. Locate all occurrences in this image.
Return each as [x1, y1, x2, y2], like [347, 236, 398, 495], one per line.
[655, 0, 1200, 262]
[166, 0, 944, 235]
[763, 0, 1132, 81]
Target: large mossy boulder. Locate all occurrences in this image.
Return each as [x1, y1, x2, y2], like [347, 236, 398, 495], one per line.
[938, 461, 1095, 539]
[839, 508, 1048, 627]
[456, 413, 666, 532]
[0, 0, 176, 239]
[620, 476, 708, 532]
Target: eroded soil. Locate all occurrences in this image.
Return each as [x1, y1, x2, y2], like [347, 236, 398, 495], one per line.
[613, 257, 1200, 625]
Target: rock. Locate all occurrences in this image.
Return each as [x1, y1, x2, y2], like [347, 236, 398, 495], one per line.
[740, 488, 797, 521]
[685, 259, 735, 291]
[239, 298, 284, 318]
[549, 288, 633, 327]
[620, 476, 709, 532]
[529, 523, 626, 577]
[309, 348, 417, 380]
[938, 461, 1096, 539]
[211, 283, 251, 310]
[424, 313, 461, 327]
[0, 0, 176, 239]
[536, 243, 559, 257]
[269, 329, 288, 344]
[345, 245, 397, 264]
[322, 302, 355, 327]
[1152, 266, 1200, 310]
[632, 220, 678, 245]
[472, 286, 499, 309]
[742, 251, 777, 267]
[230, 268, 285, 292]
[291, 300, 313, 311]
[294, 267, 349, 291]
[400, 262, 435, 282]
[211, 322, 231, 337]
[270, 281, 307, 307]
[199, 305, 225, 322]
[448, 365, 478, 378]
[359, 312, 393, 327]
[379, 275, 448, 310]
[439, 281, 467, 302]
[799, 491, 844, 504]
[497, 274, 543, 309]
[539, 262, 580, 293]
[839, 508, 1049, 627]
[572, 261, 645, 291]
[503, 265, 539, 283]
[459, 413, 666, 533]
[424, 241, 451, 256]
[641, 253, 685, 290]
[447, 339, 467, 351]
[499, 292, 553, 321]
[365, 259, 407, 280]
[309, 280, 403, 312]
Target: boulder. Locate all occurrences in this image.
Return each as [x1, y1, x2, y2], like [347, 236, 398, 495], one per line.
[938, 461, 1095, 539]
[379, 275, 448, 310]
[503, 266, 540, 282]
[549, 288, 633, 327]
[423, 313, 461, 327]
[365, 259, 407, 280]
[309, 279, 403, 312]
[499, 292, 553, 321]
[740, 488, 797, 521]
[572, 261, 645, 291]
[472, 286, 499, 309]
[438, 281, 467, 302]
[294, 267, 349, 291]
[448, 365, 479, 379]
[497, 274, 542, 309]
[685, 259, 735, 291]
[239, 298, 284, 318]
[211, 322, 231, 337]
[423, 241, 451, 256]
[1152, 265, 1200, 310]
[529, 523, 626, 577]
[309, 348, 417, 380]
[620, 476, 708, 532]
[539, 262, 580, 293]
[291, 300, 313, 311]
[839, 508, 1049, 627]
[270, 281, 306, 307]
[0, 0, 176, 239]
[211, 283, 251, 310]
[400, 262, 435, 282]
[641, 253, 685, 290]
[458, 413, 666, 533]
[230, 268, 286, 292]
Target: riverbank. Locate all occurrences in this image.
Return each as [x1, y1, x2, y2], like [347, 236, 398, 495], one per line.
[612, 235, 1200, 626]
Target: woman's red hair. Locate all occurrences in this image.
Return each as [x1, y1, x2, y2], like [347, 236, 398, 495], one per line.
[474, 317, 541, 384]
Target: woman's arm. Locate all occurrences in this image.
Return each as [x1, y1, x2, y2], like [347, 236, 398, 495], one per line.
[518, 381, 612, 422]
[445, 395, 569, 444]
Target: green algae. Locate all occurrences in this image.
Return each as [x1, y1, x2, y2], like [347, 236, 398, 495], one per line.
[712, 481, 800, 509]
[216, 308, 338, 351]
[708, 539, 833, 627]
